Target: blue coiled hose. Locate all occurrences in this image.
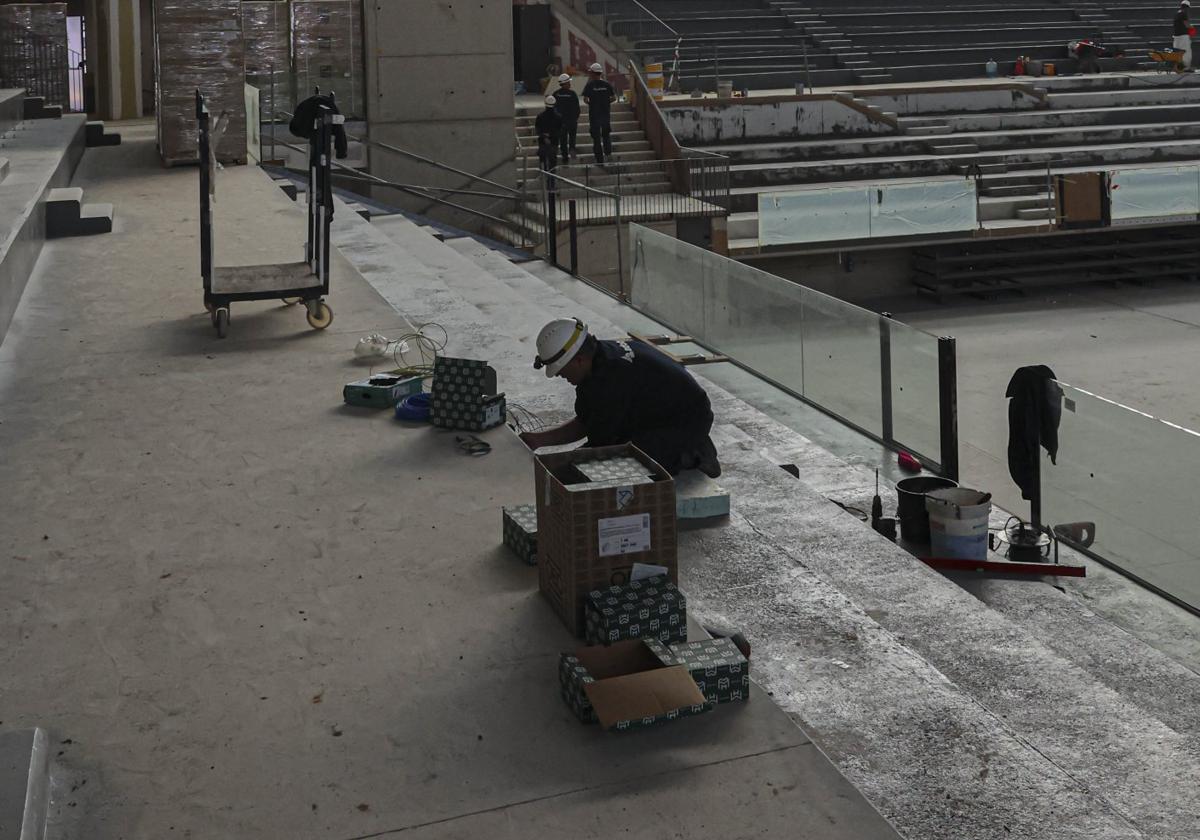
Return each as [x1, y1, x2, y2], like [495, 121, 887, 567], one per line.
[395, 392, 432, 422]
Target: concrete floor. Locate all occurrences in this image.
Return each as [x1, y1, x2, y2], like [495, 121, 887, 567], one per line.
[0, 123, 901, 838]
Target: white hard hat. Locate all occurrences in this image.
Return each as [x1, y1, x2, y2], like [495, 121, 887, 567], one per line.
[558, 73, 571, 83]
[534, 317, 589, 378]
[1184, 1, 1191, 7]
[545, 94, 558, 106]
[589, 62, 603, 73]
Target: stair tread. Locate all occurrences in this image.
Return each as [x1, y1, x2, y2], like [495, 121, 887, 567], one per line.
[47, 187, 83, 203]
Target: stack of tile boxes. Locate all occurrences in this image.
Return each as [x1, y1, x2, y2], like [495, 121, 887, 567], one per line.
[241, 1, 290, 126]
[291, 0, 365, 119]
[155, 0, 247, 165]
[0, 4, 68, 107]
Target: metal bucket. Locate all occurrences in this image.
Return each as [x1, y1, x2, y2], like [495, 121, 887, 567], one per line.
[896, 476, 958, 543]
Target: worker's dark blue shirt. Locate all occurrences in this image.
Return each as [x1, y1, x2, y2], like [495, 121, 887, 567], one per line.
[574, 338, 712, 447]
[552, 88, 581, 123]
[1176, 8, 1191, 36]
[582, 78, 616, 124]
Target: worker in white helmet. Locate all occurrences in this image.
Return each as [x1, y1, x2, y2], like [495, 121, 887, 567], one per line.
[1176, 0, 1194, 70]
[522, 318, 721, 477]
[552, 73, 581, 164]
[535, 94, 563, 176]
[582, 62, 617, 165]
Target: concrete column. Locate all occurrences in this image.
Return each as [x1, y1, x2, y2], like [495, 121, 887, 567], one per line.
[362, 1, 515, 223]
[95, 0, 141, 120]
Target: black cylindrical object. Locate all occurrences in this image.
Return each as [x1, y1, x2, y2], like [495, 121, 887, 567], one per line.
[896, 476, 958, 543]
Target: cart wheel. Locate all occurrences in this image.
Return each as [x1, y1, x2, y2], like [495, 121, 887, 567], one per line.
[306, 301, 333, 330]
[215, 307, 230, 339]
[281, 297, 301, 306]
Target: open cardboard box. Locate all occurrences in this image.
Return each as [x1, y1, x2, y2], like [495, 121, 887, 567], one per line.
[561, 639, 711, 731]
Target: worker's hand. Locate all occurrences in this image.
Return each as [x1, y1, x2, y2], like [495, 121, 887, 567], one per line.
[519, 431, 546, 450]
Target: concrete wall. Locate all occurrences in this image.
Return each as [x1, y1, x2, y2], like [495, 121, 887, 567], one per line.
[362, 1, 515, 224]
[662, 97, 893, 144]
[860, 87, 1042, 116]
[743, 245, 914, 304]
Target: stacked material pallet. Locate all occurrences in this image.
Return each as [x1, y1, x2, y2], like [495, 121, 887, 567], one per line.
[241, 1, 290, 124]
[154, 0, 246, 165]
[0, 3, 69, 107]
[292, 0, 364, 119]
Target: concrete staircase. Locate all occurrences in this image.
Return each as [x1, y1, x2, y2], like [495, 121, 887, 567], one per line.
[46, 187, 113, 238]
[327, 200, 1200, 840]
[22, 95, 61, 120]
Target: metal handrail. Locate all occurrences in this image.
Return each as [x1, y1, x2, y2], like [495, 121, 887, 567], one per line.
[277, 107, 522, 199]
[270, 136, 517, 230]
[630, 0, 677, 37]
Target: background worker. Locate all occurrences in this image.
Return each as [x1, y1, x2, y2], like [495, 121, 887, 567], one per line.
[552, 74, 581, 164]
[520, 318, 722, 478]
[1175, 0, 1194, 69]
[535, 95, 562, 178]
[582, 62, 617, 165]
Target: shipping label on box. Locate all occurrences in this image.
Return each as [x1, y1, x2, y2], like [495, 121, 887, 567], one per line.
[585, 575, 686, 646]
[668, 638, 750, 705]
[502, 504, 538, 566]
[598, 513, 651, 557]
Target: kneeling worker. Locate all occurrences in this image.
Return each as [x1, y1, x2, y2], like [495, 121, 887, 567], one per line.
[520, 318, 721, 477]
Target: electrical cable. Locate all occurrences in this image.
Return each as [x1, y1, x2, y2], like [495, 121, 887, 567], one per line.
[395, 392, 432, 422]
[506, 401, 547, 433]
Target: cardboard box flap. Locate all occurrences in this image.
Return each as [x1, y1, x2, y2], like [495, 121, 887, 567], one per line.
[583, 665, 707, 730]
[573, 638, 666, 679]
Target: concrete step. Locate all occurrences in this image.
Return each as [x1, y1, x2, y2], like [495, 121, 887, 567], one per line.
[1016, 204, 1057, 220]
[0, 156, 8, 185]
[928, 143, 979, 155]
[0, 728, 50, 840]
[904, 124, 952, 136]
[85, 120, 121, 147]
[516, 139, 652, 156]
[47, 187, 114, 238]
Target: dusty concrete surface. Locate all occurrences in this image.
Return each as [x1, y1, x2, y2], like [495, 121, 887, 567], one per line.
[0, 124, 902, 839]
[334, 207, 1200, 840]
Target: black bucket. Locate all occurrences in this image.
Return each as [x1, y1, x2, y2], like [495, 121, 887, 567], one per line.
[896, 476, 958, 543]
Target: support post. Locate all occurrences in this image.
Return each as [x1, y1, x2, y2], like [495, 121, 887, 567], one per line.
[880, 314, 894, 445]
[569, 199, 579, 275]
[548, 186, 558, 267]
[937, 336, 959, 482]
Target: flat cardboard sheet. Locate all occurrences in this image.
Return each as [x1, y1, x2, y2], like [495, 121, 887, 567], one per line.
[584, 666, 707, 730]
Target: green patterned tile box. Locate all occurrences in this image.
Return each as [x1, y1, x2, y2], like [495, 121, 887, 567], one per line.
[558, 639, 712, 731]
[584, 574, 687, 646]
[429, 356, 506, 431]
[667, 637, 750, 705]
[502, 504, 538, 566]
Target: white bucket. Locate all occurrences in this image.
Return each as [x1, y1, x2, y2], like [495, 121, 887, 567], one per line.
[926, 488, 991, 561]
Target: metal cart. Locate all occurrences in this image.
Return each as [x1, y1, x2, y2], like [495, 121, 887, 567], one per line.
[198, 89, 335, 338]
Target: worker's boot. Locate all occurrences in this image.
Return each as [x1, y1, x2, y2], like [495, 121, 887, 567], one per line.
[695, 436, 722, 479]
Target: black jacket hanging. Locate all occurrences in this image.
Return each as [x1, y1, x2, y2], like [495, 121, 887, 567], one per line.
[1006, 365, 1063, 501]
[289, 94, 349, 160]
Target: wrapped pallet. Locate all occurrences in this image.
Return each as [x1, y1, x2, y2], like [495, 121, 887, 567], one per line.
[292, 0, 364, 119]
[241, 1, 289, 124]
[154, 0, 246, 166]
[0, 4, 69, 109]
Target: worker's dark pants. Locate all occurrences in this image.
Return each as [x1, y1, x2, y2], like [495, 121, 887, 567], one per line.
[538, 143, 557, 173]
[1078, 53, 1101, 74]
[589, 118, 612, 163]
[629, 412, 716, 476]
[560, 121, 578, 161]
